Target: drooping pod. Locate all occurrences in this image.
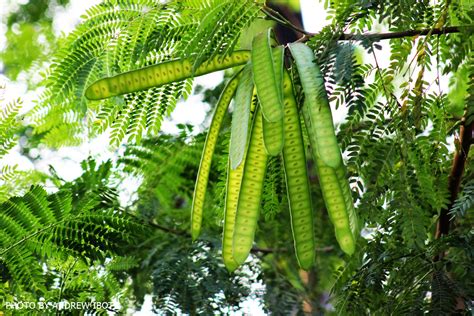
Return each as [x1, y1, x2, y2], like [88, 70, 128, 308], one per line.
[262, 45, 285, 156]
[281, 70, 315, 269]
[251, 29, 284, 123]
[85, 51, 251, 100]
[288, 43, 342, 169]
[229, 63, 254, 170]
[232, 107, 268, 265]
[302, 100, 356, 255]
[314, 160, 356, 255]
[335, 165, 358, 238]
[223, 92, 258, 272]
[191, 72, 242, 241]
[222, 155, 246, 272]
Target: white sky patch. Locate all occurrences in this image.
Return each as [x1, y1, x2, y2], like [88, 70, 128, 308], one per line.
[300, 0, 329, 33]
[52, 0, 102, 36]
[161, 71, 224, 135]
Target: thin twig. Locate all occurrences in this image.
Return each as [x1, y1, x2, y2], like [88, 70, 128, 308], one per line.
[148, 221, 189, 236]
[147, 222, 335, 255]
[262, 6, 310, 36]
[57, 258, 79, 316]
[250, 246, 334, 254]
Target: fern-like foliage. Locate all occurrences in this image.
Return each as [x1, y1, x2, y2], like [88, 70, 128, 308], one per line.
[0, 159, 148, 297]
[450, 179, 474, 218]
[148, 239, 254, 314]
[334, 234, 473, 315]
[0, 85, 47, 202]
[31, 0, 264, 147]
[119, 131, 204, 218]
[0, 97, 21, 157]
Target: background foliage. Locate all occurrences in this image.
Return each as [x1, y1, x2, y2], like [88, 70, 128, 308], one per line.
[0, 0, 473, 314]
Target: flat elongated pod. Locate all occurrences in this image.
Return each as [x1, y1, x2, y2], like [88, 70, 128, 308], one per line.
[85, 51, 251, 100]
[222, 156, 246, 272]
[302, 105, 355, 255]
[315, 160, 355, 255]
[230, 63, 254, 170]
[335, 166, 358, 239]
[262, 46, 285, 156]
[251, 30, 283, 122]
[224, 90, 257, 272]
[289, 43, 341, 169]
[191, 73, 241, 241]
[281, 71, 315, 269]
[272, 46, 284, 101]
[262, 117, 284, 155]
[232, 107, 268, 265]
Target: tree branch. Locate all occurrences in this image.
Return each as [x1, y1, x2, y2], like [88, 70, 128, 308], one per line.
[293, 25, 472, 42]
[340, 25, 471, 41]
[435, 109, 473, 258]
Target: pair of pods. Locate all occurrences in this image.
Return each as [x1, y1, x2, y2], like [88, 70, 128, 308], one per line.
[190, 32, 292, 269]
[289, 43, 358, 255]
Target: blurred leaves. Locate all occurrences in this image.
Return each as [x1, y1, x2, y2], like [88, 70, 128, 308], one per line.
[1, 0, 68, 81]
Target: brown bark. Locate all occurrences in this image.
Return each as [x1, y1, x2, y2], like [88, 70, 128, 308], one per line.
[266, 2, 304, 44]
[435, 111, 473, 243]
[432, 109, 473, 311]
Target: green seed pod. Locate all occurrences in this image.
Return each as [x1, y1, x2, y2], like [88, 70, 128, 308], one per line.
[222, 156, 246, 272]
[289, 43, 342, 169]
[85, 51, 251, 100]
[191, 72, 242, 241]
[230, 63, 254, 170]
[232, 107, 268, 265]
[224, 92, 258, 271]
[302, 104, 356, 255]
[252, 29, 284, 123]
[262, 46, 285, 156]
[281, 70, 315, 269]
